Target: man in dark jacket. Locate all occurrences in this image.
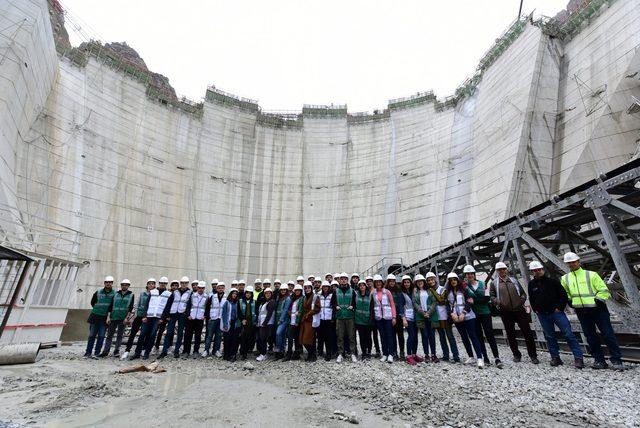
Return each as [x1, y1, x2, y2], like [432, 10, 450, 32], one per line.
[528, 261, 584, 368]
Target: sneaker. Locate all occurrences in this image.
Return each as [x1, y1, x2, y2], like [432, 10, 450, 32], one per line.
[406, 356, 417, 366]
[591, 361, 608, 370]
[414, 355, 425, 363]
[611, 361, 625, 371]
[351, 355, 358, 363]
[513, 355, 522, 363]
[90, 355, 99, 360]
[256, 354, 263, 362]
[387, 355, 393, 364]
[215, 351, 222, 358]
[200, 351, 208, 358]
[495, 359, 503, 369]
[477, 358, 484, 369]
[121, 351, 129, 360]
[380, 355, 387, 362]
[550, 356, 563, 367]
[531, 357, 540, 365]
[83, 354, 91, 359]
[574, 358, 584, 369]
[452, 358, 460, 364]
[336, 355, 343, 363]
[157, 352, 167, 359]
[431, 356, 439, 363]
[465, 357, 475, 365]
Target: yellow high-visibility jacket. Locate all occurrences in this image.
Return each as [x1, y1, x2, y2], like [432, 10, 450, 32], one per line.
[560, 268, 610, 308]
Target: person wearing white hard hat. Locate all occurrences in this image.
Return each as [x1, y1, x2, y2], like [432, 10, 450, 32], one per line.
[253, 279, 263, 301]
[446, 272, 485, 369]
[354, 280, 373, 359]
[287, 280, 295, 291]
[210, 278, 219, 295]
[99, 279, 134, 358]
[221, 288, 241, 361]
[237, 279, 246, 294]
[427, 272, 460, 363]
[317, 281, 337, 361]
[238, 285, 257, 360]
[413, 274, 437, 363]
[296, 276, 305, 286]
[154, 280, 179, 352]
[372, 274, 397, 363]
[335, 273, 358, 363]
[256, 287, 276, 362]
[325, 273, 333, 284]
[300, 281, 321, 362]
[462, 265, 502, 369]
[350, 273, 360, 291]
[182, 281, 207, 358]
[131, 278, 174, 360]
[385, 274, 405, 360]
[489, 262, 539, 364]
[400, 275, 419, 365]
[284, 284, 305, 361]
[312, 277, 322, 295]
[203, 281, 226, 358]
[84, 276, 116, 359]
[121, 280, 155, 360]
[528, 260, 584, 369]
[307, 274, 316, 282]
[152, 277, 170, 353]
[561, 252, 622, 370]
[273, 285, 291, 360]
[159, 277, 192, 359]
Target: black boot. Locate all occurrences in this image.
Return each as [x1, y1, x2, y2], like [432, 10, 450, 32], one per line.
[283, 352, 291, 362]
[292, 351, 301, 361]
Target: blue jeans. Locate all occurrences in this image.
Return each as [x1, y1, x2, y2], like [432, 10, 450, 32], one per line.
[537, 311, 583, 359]
[375, 319, 394, 357]
[85, 320, 107, 356]
[134, 317, 160, 357]
[576, 306, 622, 364]
[454, 318, 483, 359]
[419, 325, 435, 356]
[276, 322, 288, 352]
[162, 313, 187, 355]
[434, 325, 459, 360]
[205, 319, 223, 354]
[406, 321, 418, 355]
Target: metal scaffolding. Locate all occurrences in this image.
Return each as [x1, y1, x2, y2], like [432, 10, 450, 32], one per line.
[399, 159, 640, 333]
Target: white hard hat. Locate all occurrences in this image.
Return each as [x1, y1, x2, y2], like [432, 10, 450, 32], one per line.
[218, 281, 226, 287]
[297, 276, 304, 281]
[340, 272, 348, 278]
[263, 278, 271, 284]
[414, 274, 426, 282]
[147, 277, 156, 284]
[170, 280, 179, 285]
[358, 279, 366, 285]
[293, 284, 303, 291]
[365, 276, 373, 281]
[120, 279, 131, 285]
[104, 275, 114, 282]
[274, 279, 281, 284]
[333, 273, 340, 278]
[303, 281, 312, 288]
[529, 261, 544, 270]
[307, 274, 315, 279]
[245, 285, 254, 293]
[191, 279, 198, 285]
[263, 287, 273, 293]
[325, 272, 332, 277]
[254, 279, 262, 284]
[386, 274, 396, 281]
[313, 277, 322, 283]
[229, 288, 239, 294]
[373, 274, 384, 282]
[287, 281, 295, 286]
[446, 272, 458, 280]
[238, 279, 246, 284]
[212, 278, 219, 284]
[197, 281, 206, 288]
[463, 265, 476, 274]
[495, 262, 508, 270]
[401, 275, 411, 282]
[159, 276, 168, 283]
[351, 272, 359, 278]
[231, 280, 238, 286]
[180, 276, 189, 283]
[564, 252, 580, 263]
[425, 272, 437, 279]
[331, 280, 339, 286]
[321, 281, 330, 287]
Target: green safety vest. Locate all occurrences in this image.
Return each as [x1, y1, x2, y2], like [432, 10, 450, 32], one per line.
[111, 291, 133, 321]
[336, 287, 354, 319]
[91, 289, 114, 316]
[561, 268, 610, 308]
[354, 292, 371, 326]
[136, 291, 150, 317]
[239, 299, 256, 327]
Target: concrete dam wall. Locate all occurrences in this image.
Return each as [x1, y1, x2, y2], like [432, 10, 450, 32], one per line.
[1, 0, 639, 308]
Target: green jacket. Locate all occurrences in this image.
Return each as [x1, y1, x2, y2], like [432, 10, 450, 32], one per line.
[354, 291, 372, 326]
[110, 290, 133, 321]
[239, 298, 257, 327]
[464, 280, 490, 315]
[335, 287, 355, 320]
[91, 289, 115, 316]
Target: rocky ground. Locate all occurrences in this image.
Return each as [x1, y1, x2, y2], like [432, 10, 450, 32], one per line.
[0, 343, 638, 427]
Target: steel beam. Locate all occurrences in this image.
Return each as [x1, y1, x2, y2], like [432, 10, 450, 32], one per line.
[511, 238, 530, 284]
[519, 231, 568, 273]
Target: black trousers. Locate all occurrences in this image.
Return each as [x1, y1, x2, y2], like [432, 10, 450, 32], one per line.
[184, 318, 204, 354]
[287, 325, 302, 355]
[500, 309, 537, 359]
[154, 321, 167, 349]
[317, 320, 336, 357]
[125, 316, 144, 351]
[476, 313, 500, 360]
[356, 324, 372, 356]
[372, 326, 381, 353]
[240, 324, 255, 357]
[223, 323, 239, 360]
[393, 315, 405, 356]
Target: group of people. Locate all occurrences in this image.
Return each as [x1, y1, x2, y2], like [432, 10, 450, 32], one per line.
[84, 251, 625, 371]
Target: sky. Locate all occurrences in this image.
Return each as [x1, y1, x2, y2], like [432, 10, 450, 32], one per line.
[60, 0, 565, 112]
